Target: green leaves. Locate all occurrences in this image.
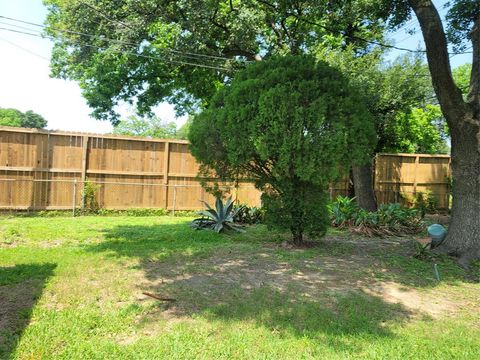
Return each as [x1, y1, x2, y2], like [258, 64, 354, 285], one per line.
[0, 108, 47, 129]
[191, 197, 244, 233]
[113, 114, 180, 139]
[190, 56, 376, 243]
[328, 196, 424, 237]
[446, 0, 480, 52]
[44, 0, 388, 123]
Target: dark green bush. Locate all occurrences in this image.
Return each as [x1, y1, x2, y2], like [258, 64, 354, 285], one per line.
[189, 56, 376, 244]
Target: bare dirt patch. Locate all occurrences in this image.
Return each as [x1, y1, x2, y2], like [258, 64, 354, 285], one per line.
[363, 281, 457, 318]
[132, 235, 458, 330]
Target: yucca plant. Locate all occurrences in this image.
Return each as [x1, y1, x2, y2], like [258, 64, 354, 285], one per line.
[190, 196, 245, 233]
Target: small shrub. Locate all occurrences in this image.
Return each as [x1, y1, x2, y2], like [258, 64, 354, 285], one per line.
[191, 197, 244, 233]
[414, 191, 437, 217]
[234, 205, 265, 225]
[81, 180, 100, 214]
[401, 191, 437, 217]
[327, 196, 358, 227]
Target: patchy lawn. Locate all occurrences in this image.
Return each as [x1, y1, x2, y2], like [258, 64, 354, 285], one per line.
[0, 215, 479, 359]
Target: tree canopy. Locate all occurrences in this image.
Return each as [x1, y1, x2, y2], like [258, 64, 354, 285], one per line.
[0, 108, 48, 129]
[113, 113, 190, 140]
[189, 56, 376, 243]
[44, 0, 386, 123]
[43, 0, 449, 156]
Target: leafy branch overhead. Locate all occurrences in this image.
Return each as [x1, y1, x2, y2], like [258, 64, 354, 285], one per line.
[43, 0, 387, 122]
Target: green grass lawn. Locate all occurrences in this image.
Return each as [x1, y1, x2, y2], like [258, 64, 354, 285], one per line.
[0, 215, 479, 359]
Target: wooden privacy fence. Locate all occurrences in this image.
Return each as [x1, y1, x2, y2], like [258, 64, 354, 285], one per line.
[0, 126, 451, 211]
[374, 153, 451, 210]
[0, 126, 261, 211]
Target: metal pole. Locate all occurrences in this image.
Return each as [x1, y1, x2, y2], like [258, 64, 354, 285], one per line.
[172, 185, 177, 216]
[72, 180, 77, 217]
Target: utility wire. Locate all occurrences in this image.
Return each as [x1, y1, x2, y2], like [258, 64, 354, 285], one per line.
[260, 4, 472, 56]
[76, 0, 135, 31]
[0, 15, 246, 63]
[0, 36, 50, 61]
[0, 26, 234, 71]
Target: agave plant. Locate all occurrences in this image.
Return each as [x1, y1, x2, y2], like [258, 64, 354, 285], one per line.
[190, 196, 245, 233]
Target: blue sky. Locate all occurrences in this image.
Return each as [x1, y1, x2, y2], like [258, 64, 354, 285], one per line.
[0, 0, 471, 133]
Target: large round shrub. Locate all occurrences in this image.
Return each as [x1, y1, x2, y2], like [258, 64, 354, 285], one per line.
[190, 55, 376, 244]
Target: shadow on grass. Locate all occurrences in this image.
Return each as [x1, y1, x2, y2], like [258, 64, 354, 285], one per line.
[203, 286, 408, 347]
[89, 223, 232, 259]
[89, 223, 471, 289]
[0, 263, 56, 359]
[143, 277, 411, 355]
[81, 222, 475, 354]
[84, 224, 419, 349]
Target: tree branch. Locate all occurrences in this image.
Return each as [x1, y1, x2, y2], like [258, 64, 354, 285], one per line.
[209, 9, 230, 34]
[468, 17, 479, 113]
[407, 0, 467, 124]
[221, 48, 258, 61]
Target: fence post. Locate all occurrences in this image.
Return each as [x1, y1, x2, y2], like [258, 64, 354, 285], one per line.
[163, 141, 170, 210]
[80, 136, 89, 209]
[413, 154, 420, 197]
[172, 185, 177, 216]
[72, 180, 77, 217]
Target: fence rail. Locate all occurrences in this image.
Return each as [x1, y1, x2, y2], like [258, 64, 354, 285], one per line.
[0, 126, 451, 212]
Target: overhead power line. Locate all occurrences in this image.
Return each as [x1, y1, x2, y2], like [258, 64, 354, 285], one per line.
[0, 15, 247, 63]
[0, 26, 234, 71]
[76, 0, 135, 31]
[0, 36, 50, 61]
[252, 2, 472, 56]
[0, 12, 472, 67]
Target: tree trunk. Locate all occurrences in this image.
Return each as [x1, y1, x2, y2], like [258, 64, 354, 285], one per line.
[352, 162, 377, 211]
[407, 0, 480, 266]
[291, 229, 303, 246]
[439, 120, 480, 267]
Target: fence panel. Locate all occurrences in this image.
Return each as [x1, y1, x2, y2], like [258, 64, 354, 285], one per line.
[0, 126, 451, 211]
[374, 153, 451, 209]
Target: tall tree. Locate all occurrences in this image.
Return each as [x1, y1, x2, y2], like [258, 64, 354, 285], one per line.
[377, 0, 479, 265]
[0, 108, 23, 127]
[43, 0, 386, 122]
[22, 110, 48, 129]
